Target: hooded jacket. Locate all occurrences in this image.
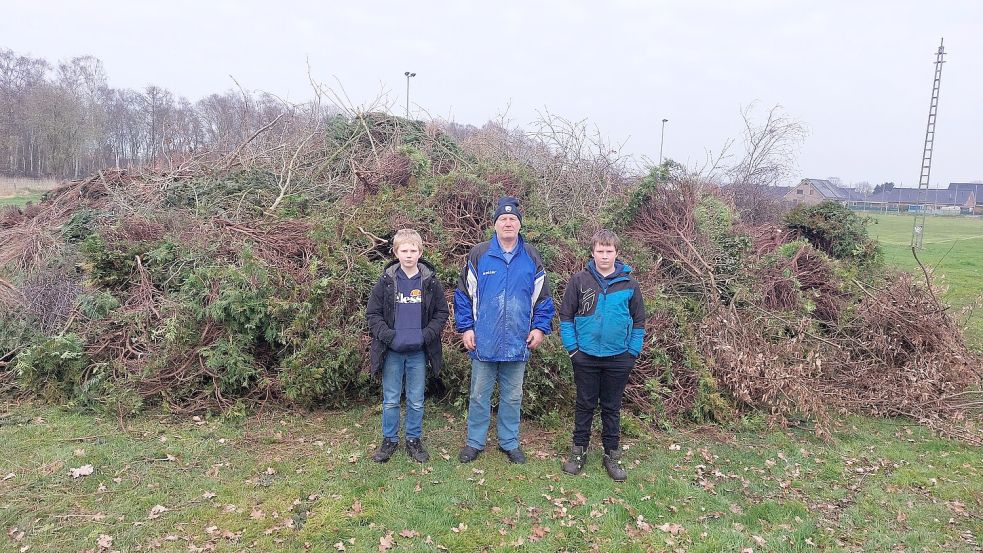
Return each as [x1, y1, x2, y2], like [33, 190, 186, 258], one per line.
[454, 233, 555, 362]
[366, 259, 449, 375]
[559, 260, 645, 358]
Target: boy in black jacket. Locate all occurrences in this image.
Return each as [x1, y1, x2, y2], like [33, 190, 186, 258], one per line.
[366, 229, 449, 463]
[559, 229, 645, 481]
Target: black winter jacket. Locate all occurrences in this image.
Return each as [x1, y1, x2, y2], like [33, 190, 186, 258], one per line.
[366, 259, 449, 375]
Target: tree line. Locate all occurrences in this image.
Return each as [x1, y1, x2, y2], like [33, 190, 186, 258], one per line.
[0, 48, 325, 179]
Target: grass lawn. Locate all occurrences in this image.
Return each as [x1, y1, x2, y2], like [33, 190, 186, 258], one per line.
[867, 213, 983, 350]
[0, 192, 45, 207]
[1, 402, 980, 552]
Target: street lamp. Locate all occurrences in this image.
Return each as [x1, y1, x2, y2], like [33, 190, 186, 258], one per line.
[659, 118, 669, 167]
[404, 71, 416, 118]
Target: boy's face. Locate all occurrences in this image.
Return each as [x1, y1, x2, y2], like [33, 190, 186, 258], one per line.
[592, 243, 618, 273]
[395, 242, 421, 271]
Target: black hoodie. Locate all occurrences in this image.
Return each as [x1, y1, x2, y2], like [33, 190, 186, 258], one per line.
[366, 258, 449, 375]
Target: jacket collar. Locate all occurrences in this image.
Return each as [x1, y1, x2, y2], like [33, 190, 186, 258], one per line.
[587, 259, 631, 288]
[489, 233, 525, 260]
[383, 258, 435, 281]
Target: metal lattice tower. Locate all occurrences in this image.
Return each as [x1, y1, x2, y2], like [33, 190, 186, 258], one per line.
[912, 38, 946, 248]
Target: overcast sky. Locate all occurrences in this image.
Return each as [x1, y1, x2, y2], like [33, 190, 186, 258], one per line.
[4, 0, 981, 187]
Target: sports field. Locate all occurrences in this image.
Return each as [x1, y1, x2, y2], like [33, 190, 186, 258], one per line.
[868, 213, 983, 350]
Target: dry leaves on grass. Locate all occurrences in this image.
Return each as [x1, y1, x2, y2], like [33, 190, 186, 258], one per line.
[70, 464, 94, 478]
[378, 532, 394, 552]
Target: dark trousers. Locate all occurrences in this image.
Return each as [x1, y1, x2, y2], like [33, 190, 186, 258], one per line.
[572, 352, 634, 452]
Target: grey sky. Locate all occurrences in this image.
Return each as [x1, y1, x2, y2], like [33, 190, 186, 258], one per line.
[4, 0, 981, 187]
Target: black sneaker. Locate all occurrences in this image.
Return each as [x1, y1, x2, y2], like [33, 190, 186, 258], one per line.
[405, 438, 430, 463]
[458, 445, 483, 463]
[499, 446, 527, 464]
[372, 439, 399, 463]
[602, 449, 627, 481]
[561, 445, 587, 475]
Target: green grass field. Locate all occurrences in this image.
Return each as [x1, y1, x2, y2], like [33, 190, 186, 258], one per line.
[0, 176, 58, 207]
[867, 214, 983, 350]
[1, 403, 980, 552]
[0, 192, 44, 207]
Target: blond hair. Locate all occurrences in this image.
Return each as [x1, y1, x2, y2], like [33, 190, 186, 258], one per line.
[590, 229, 621, 250]
[392, 228, 423, 252]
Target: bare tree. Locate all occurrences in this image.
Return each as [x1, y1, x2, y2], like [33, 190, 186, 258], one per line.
[725, 103, 808, 223]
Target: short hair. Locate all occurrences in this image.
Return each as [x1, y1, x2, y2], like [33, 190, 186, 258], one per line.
[392, 228, 423, 252]
[590, 229, 621, 250]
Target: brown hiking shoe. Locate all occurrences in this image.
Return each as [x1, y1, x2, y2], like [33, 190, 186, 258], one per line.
[603, 449, 627, 482]
[562, 446, 587, 475]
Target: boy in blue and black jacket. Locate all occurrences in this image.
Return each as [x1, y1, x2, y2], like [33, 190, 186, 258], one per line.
[559, 229, 645, 481]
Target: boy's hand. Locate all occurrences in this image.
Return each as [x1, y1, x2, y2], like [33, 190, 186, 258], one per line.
[526, 329, 545, 349]
[462, 330, 476, 351]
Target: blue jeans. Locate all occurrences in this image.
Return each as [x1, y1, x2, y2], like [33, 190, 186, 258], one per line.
[381, 350, 426, 441]
[465, 360, 526, 451]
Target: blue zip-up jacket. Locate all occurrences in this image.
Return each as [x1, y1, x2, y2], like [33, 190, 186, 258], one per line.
[559, 260, 645, 358]
[454, 233, 555, 362]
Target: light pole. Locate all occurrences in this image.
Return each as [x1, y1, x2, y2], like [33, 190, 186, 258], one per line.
[659, 118, 669, 166]
[404, 71, 416, 118]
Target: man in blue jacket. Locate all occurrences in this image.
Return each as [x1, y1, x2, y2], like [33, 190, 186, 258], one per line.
[454, 197, 555, 464]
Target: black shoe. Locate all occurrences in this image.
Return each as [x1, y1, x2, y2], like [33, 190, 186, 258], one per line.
[561, 445, 587, 475]
[603, 449, 627, 481]
[458, 445, 483, 463]
[499, 446, 527, 464]
[372, 439, 399, 463]
[405, 438, 430, 463]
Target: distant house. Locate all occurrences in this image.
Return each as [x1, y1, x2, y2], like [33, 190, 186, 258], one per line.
[859, 184, 976, 215]
[783, 179, 862, 205]
[948, 183, 983, 214]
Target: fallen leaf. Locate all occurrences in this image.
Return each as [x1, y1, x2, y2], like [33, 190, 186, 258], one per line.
[656, 522, 684, 535]
[147, 504, 168, 519]
[251, 508, 266, 520]
[73, 448, 85, 457]
[97, 534, 113, 550]
[2, 473, 14, 481]
[265, 467, 276, 475]
[202, 491, 216, 499]
[528, 525, 549, 541]
[334, 542, 346, 551]
[349, 501, 363, 516]
[70, 464, 94, 478]
[752, 535, 766, 546]
[378, 532, 394, 552]
[399, 529, 419, 538]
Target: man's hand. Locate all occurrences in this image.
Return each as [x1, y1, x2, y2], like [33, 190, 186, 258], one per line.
[462, 329, 476, 351]
[526, 329, 545, 350]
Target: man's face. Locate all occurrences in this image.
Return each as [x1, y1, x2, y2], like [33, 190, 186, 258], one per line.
[395, 243, 421, 270]
[592, 243, 617, 273]
[495, 214, 521, 242]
